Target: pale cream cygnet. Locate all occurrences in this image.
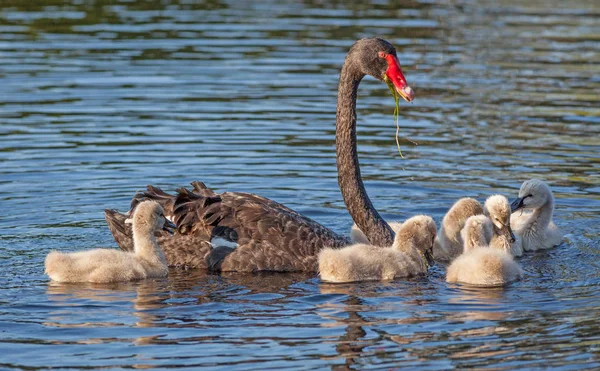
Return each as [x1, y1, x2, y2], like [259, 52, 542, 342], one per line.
[510, 179, 563, 251]
[319, 215, 436, 283]
[45, 201, 175, 283]
[433, 198, 483, 261]
[446, 215, 523, 286]
[484, 195, 522, 257]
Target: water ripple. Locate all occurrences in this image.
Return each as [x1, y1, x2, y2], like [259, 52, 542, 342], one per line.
[0, 0, 599, 369]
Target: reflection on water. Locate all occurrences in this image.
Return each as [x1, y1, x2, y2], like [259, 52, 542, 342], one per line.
[0, 0, 599, 369]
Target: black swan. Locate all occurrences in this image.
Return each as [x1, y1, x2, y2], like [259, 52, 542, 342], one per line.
[104, 37, 415, 272]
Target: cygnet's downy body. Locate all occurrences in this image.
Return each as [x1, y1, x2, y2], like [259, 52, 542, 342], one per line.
[510, 179, 563, 251]
[319, 215, 436, 283]
[433, 198, 483, 261]
[45, 201, 175, 283]
[446, 215, 523, 286]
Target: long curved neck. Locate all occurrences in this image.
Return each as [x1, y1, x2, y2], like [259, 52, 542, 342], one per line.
[336, 59, 394, 247]
[528, 196, 554, 232]
[133, 225, 167, 265]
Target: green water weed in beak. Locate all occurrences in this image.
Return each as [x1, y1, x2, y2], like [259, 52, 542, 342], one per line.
[385, 76, 417, 158]
[385, 77, 404, 158]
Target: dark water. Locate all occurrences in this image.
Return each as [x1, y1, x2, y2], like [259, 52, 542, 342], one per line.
[1, 0, 599, 369]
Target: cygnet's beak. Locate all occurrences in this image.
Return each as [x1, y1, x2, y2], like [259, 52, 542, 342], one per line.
[495, 222, 516, 244]
[504, 225, 516, 244]
[424, 249, 435, 267]
[510, 197, 525, 213]
[163, 219, 176, 235]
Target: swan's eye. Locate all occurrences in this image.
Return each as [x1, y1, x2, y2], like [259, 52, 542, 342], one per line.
[378, 51, 387, 58]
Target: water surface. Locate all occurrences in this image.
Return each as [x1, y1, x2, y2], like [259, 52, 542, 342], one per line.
[1, 0, 599, 369]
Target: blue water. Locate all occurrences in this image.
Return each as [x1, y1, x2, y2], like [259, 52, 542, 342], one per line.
[1, 1, 599, 369]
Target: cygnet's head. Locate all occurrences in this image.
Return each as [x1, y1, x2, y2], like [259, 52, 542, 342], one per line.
[461, 215, 493, 252]
[126, 201, 175, 234]
[511, 179, 553, 213]
[394, 215, 436, 266]
[484, 195, 516, 243]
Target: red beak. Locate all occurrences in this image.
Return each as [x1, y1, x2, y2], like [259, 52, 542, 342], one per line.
[384, 54, 414, 102]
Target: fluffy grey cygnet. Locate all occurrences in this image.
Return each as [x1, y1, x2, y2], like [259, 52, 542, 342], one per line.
[319, 215, 436, 283]
[446, 215, 523, 287]
[45, 201, 175, 283]
[433, 198, 483, 261]
[510, 179, 563, 251]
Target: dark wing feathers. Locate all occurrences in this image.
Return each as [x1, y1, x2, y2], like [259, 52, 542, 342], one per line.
[172, 188, 222, 235]
[130, 184, 178, 216]
[104, 209, 134, 252]
[190, 181, 217, 197]
[104, 208, 176, 252]
[191, 190, 347, 255]
[105, 181, 349, 272]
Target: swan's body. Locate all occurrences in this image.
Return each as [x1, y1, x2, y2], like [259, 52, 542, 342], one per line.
[350, 221, 402, 244]
[446, 215, 523, 286]
[104, 38, 416, 272]
[319, 215, 436, 283]
[46, 201, 174, 283]
[433, 198, 483, 261]
[510, 179, 563, 251]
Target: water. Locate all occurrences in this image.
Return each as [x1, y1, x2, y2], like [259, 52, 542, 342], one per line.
[1, 0, 599, 369]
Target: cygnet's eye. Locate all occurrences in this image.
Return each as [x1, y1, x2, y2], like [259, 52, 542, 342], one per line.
[378, 51, 387, 58]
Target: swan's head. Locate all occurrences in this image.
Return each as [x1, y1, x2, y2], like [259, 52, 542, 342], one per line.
[510, 179, 553, 213]
[461, 215, 493, 252]
[126, 201, 176, 234]
[395, 215, 436, 267]
[484, 195, 516, 244]
[350, 38, 414, 102]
